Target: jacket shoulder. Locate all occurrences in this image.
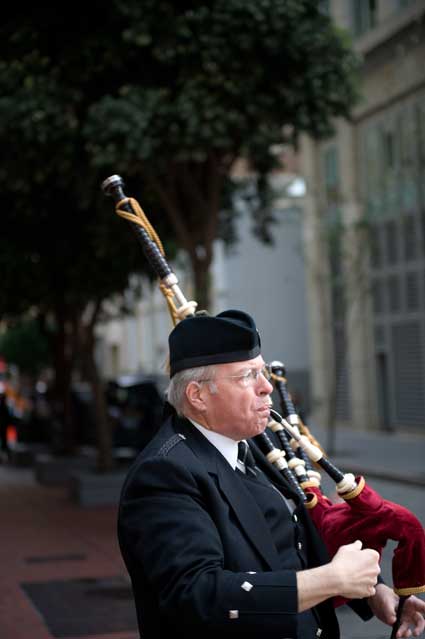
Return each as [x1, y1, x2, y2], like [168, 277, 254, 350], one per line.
[157, 432, 187, 457]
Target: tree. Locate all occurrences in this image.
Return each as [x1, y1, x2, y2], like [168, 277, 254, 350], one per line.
[0, 172, 158, 468]
[0, 1, 359, 466]
[0, 7, 175, 468]
[84, 0, 360, 309]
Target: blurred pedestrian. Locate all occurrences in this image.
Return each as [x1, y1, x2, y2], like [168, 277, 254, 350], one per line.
[0, 381, 12, 461]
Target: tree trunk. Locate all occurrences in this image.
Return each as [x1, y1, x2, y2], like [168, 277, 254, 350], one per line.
[50, 312, 75, 455]
[191, 253, 212, 312]
[145, 156, 224, 315]
[85, 342, 114, 473]
[77, 315, 114, 473]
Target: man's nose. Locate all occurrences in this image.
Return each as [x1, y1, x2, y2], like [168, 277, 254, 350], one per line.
[258, 373, 273, 394]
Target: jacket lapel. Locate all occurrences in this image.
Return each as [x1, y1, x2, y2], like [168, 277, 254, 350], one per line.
[174, 417, 282, 570]
[249, 438, 304, 503]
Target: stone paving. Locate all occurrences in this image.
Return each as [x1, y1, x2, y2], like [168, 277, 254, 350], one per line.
[0, 465, 138, 639]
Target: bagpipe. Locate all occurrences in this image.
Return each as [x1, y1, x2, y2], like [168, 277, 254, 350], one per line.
[102, 174, 425, 637]
[265, 363, 425, 631]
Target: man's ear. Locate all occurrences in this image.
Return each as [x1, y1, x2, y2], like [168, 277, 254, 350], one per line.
[185, 381, 207, 412]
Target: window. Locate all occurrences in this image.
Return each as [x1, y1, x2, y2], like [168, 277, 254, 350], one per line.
[372, 279, 384, 314]
[322, 145, 343, 276]
[405, 272, 419, 311]
[369, 225, 382, 268]
[383, 130, 395, 170]
[421, 209, 425, 258]
[418, 103, 425, 209]
[385, 220, 398, 264]
[398, 108, 419, 210]
[374, 324, 385, 348]
[363, 126, 384, 218]
[332, 283, 346, 320]
[352, 0, 378, 36]
[418, 103, 425, 167]
[403, 215, 416, 261]
[380, 125, 398, 215]
[387, 275, 401, 312]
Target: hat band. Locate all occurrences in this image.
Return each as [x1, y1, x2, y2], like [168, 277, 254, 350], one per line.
[170, 344, 261, 377]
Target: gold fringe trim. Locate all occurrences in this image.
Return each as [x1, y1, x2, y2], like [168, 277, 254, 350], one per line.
[300, 480, 320, 489]
[394, 585, 425, 596]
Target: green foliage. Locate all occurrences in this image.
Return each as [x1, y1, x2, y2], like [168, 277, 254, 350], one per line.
[0, 1, 361, 458]
[85, 0, 360, 167]
[0, 0, 360, 319]
[0, 319, 50, 375]
[0, 7, 163, 324]
[82, 0, 360, 264]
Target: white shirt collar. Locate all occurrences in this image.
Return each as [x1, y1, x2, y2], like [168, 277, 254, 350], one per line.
[188, 418, 239, 470]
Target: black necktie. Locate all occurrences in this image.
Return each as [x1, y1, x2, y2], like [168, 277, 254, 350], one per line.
[237, 441, 257, 476]
[237, 441, 296, 512]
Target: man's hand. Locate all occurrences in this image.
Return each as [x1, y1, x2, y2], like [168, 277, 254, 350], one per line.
[331, 540, 380, 599]
[297, 540, 380, 612]
[369, 583, 425, 637]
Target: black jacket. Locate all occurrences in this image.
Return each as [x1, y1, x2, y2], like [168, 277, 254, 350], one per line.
[118, 414, 372, 638]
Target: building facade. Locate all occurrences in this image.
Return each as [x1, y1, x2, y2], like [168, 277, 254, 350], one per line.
[301, 0, 425, 432]
[97, 0, 425, 434]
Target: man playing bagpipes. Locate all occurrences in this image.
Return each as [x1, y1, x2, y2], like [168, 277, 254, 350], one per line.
[103, 175, 425, 638]
[266, 363, 425, 637]
[117, 309, 425, 638]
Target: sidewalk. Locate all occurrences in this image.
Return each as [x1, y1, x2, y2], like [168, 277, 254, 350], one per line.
[0, 425, 424, 639]
[0, 463, 138, 639]
[310, 423, 425, 487]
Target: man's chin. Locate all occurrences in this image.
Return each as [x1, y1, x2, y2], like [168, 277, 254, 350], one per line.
[253, 419, 269, 435]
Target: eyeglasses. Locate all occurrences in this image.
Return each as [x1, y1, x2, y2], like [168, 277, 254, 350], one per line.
[200, 365, 271, 388]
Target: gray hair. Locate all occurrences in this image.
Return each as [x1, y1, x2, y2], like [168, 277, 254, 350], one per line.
[166, 365, 217, 415]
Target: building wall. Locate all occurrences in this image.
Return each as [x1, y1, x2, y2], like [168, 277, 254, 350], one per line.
[302, 0, 425, 432]
[217, 201, 311, 412]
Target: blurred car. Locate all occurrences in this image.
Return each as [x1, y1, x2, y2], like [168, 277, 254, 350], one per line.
[69, 373, 167, 452]
[106, 373, 167, 451]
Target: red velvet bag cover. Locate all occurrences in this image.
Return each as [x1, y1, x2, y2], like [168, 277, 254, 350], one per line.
[305, 477, 425, 607]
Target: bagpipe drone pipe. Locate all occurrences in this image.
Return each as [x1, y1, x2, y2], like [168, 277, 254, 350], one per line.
[266, 360, 425, 629]
[102, 174, 425, 636]
[101, 174, 309, 501]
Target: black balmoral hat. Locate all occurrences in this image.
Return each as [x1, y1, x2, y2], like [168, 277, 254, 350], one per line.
[169, 309, 261, 377]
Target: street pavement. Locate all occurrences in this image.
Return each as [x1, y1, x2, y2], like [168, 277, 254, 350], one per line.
[0, 424, 424, 639]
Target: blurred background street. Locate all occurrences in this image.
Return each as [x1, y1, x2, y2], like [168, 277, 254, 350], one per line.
[1, 0, 425, 637]
[0, 424, 424, 639]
